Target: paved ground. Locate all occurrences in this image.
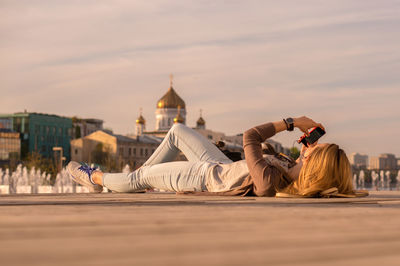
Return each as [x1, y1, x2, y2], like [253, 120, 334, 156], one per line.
[1, 191, 400, 266]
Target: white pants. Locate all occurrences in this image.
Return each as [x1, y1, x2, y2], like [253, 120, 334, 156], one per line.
[102, 124, 233, 192]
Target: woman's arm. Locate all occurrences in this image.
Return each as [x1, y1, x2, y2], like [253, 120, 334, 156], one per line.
[244, 116, 323, 196]
[272, 116, 324, 136]
[272, 120, 288, 134]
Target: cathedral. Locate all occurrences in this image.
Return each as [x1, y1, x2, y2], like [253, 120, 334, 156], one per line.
[135, 75, 207, 138]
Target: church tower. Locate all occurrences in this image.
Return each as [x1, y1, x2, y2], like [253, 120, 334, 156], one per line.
[155, 74, 186, 131]
[174, 106, 185, 124]
[135, 109, 146, 136]
[196, 109, 206, 129]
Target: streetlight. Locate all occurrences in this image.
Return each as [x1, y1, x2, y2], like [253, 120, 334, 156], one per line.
[53, 147, 66, 172]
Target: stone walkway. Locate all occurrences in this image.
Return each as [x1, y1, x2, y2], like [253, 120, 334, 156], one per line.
[1, 191, 400, 266]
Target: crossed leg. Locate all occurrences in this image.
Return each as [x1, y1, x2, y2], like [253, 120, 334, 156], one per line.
[98, 124, 232, 192]
[143, 123, 232, 166]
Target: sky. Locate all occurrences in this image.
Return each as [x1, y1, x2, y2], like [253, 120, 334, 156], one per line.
[1, 0, 399, 157]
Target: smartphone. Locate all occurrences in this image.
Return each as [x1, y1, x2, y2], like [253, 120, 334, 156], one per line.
[297, 127, 326, 147]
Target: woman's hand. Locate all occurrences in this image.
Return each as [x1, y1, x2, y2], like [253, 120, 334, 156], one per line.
[296, 144, 307, 163]
[297, 142, 316, 163]
[294, 116, 324, 136]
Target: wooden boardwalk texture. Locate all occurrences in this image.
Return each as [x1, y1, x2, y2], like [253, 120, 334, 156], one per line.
[1, 191, 400, 266]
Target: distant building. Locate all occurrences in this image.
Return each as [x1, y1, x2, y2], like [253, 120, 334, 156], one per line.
[0, 112, 72, 160]
[264, 139, 291, 156]
[368, 157, 379, 170]
[192, 110, 243, 154]
[196, 112, 206, 130]
[194, 127, 243, 153]
[154, 75, 186, 132]
[0, 128, 20, 164]
[369, 153, 398, 170]
[71, 130, 160, 170]
[135, 112, 146, 136]
[72, 117, 104, 139]
[349, 153, 369, 169]
[0, 117, 13, 130]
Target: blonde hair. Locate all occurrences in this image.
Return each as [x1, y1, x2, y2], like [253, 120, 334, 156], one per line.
[284, 144, 354, 197]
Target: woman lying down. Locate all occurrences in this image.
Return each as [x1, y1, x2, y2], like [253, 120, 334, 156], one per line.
[67, 116, 368, 198]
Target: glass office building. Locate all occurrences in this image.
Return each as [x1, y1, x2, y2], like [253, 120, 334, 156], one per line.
[0, 129, 20, 161]
[0, 112, 72, 160]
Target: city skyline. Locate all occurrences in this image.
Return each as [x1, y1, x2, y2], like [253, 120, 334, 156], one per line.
[1, 1, 399, 157]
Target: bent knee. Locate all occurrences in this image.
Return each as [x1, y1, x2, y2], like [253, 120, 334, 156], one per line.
[171, 123, 186, 130]
[170, 123, 189, 134]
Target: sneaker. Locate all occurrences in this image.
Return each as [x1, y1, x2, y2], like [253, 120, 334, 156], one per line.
[67, 161, 103, 193]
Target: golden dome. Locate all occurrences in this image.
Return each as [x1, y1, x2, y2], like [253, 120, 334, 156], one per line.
[136, 115, 145, 124]
[157, 86, 186, 109]
[197, 116, 205, 126]
[196, 109, 205, 127]
[174, 113, 185, 124]
[174, 106, 185, 124]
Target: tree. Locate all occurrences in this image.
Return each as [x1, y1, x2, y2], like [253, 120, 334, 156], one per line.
[91, 143, 117, 172]
[290, 147, 300, 160]
[8, 152, 20, 171]
[91, 143, 107, 165]
[24, 151, 57, 184]
[74, 125, 81, 139]
[104, 152, 118, 172]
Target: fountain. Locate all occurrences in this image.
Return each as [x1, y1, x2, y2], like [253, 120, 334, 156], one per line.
[122, 164, 131, 174]
[0, 168, 9, 193]
[0, 163, 130, 194]
[16, 165, 31, 193]
[371, 171, 379, 190]
[385, 171, 391, 190]
[358, 170, 365, 189]
[379, 170, 385, 190]
[396, 170, 400, 190]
